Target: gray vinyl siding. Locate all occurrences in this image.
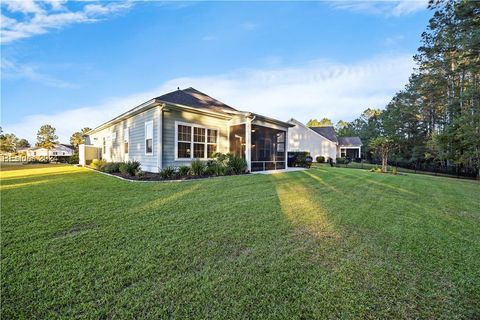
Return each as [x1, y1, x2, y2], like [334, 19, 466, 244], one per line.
[89, 107, 160, 172]
[127, 107, 159, 172]
[162, 109, 230, 168]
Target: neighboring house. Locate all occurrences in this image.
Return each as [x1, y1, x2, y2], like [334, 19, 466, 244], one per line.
[287, 118, 362, 161]
[27, 144, 74, 157]
[81, 87, 293, 172]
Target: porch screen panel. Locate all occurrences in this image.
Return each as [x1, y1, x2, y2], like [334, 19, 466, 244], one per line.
[251, 124, 286, 171]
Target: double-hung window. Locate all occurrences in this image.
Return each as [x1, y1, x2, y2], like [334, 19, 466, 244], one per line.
[124, 128, 129, 154]
[145, 121, 153, 154]
[176, 122, 218, 159]
[207, 129, 218, 157]
[177, 125, 191, 159]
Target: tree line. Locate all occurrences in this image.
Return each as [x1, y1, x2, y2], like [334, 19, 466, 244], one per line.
[309, 0, 479, 172]
[0, 125, 91, 155]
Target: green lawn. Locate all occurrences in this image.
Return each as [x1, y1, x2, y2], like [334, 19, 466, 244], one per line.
[1, 164, 479, 319]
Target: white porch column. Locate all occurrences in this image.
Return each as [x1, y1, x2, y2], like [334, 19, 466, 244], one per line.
[79, 144, 86, 166]
[358, 146, 361, 159]
[246, 120, 252, 172]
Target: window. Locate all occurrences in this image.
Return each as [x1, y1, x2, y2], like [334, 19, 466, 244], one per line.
[145, 121, 153, 154]
[53, 151, 58, 155]
[62, 152, 65, 155]
[207, 129, 218, 157]
[102, 137, 106, 154]
[111, 132, 117, 141]
[177, 125, 191, 159]
[176, 123, 218, 159]
[193, 127, 205, 158]
[124, 128, 129, 154]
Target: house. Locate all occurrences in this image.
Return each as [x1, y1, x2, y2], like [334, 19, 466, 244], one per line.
[287, 118, 362, 161]
[81, 87, 293, 172]
[27, 144, 74, 157]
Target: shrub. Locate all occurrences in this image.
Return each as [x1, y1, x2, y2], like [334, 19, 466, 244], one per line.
[159, 166, 176, 179]
[190, 159, 205, 176]
[336, 157, 349, 165]
[227, 155, 247, 174]
[316, 156, 325, 163]
[392, 167, 398, 175]
[205, 159, 227, 176]
[135, 170, 146, 179]
[102, 162, 121, 173]
[91, 159, 107, 170]
[178, 165, 190, 176]
[68, 153, 79, 164]
[119, 160, 141, 176]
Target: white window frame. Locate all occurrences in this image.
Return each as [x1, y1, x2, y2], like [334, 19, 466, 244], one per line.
[174, 121, 219, 161]
[124, 127, 129, 154]
[145, 120, 153, 155]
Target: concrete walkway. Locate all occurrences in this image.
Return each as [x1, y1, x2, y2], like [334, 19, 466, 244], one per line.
[252, 167, 307, 175]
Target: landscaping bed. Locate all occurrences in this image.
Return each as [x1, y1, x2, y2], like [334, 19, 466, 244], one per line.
[89, 152, 249, 181]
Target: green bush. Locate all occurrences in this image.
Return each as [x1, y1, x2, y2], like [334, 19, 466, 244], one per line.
[190, 159, 205, 176]
[135, 170, 146, 179]
[102, 162, 121, 173]
[159, 166, 176, 179]
[227, 155, 247, 174]
[316, 156, 325, 163]
[205, 159, 227, 176]
[119, 161, 141, 176]
[392, 167, 398, 175]
[91, 159, 107, 170]
[178, 165, 190, 176]
[336, 157, 349, 165]
[68, 153, 79, 164]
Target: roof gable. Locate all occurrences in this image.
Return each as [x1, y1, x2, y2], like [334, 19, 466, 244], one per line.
[309, 126, 338, 143]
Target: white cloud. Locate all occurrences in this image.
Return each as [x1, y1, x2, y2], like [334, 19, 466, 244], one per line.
[0, 1, 133, 44]
[2, 54, 414, 143]
[329, 0, 428, 16]
[1, 58, 75, 88]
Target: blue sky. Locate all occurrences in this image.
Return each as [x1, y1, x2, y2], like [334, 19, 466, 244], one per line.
[1, 1, 432, 143]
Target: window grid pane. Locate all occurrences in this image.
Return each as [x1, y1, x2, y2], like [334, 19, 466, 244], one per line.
[207, 144, 217, 158]
[178, 125, 191, 142]
[194, 127, 205, 143]
[207, 129, 217, 143]
[178, 142, 191, 158]
[146, 139, 153, 153]
[193, 143, 205, 158]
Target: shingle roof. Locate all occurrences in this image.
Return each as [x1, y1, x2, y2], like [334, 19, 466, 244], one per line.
[310, 126, 338, 143]
[156, 87, 239, 115]
[338, 136, 362, 147]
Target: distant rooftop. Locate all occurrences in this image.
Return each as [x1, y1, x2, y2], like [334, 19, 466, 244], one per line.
[310, 126, 338, 143]
[338, 136, 362, 147]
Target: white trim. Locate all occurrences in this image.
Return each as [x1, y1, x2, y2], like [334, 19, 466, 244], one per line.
[124, 125, 130, 162]
[246, 120, 252, 172]
[174, 121, 220, 161]
[145, 120, 154, 156]
[252, 120, 288, 131]
[157, 107, 163, 170]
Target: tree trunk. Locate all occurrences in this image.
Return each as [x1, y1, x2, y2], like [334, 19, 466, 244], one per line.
[382, 155, 388, 173]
